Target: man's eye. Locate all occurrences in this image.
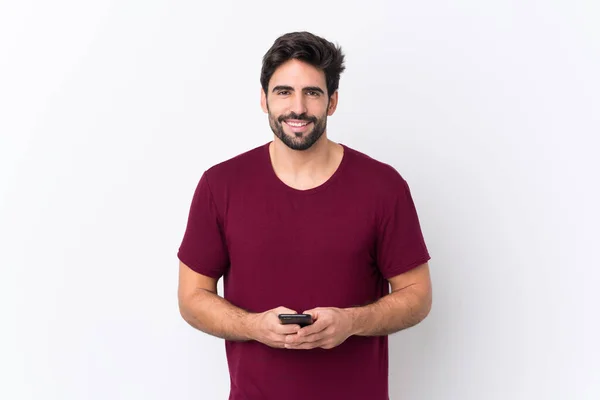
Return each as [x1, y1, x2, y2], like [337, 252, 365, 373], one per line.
[278, 91, 290, 95]
[307, 91, 320, 96]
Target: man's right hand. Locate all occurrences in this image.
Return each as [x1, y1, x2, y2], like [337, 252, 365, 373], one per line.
[246, 306, 301, 348]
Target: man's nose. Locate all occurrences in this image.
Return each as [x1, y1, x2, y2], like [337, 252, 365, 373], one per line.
[290, 94, 307, 115]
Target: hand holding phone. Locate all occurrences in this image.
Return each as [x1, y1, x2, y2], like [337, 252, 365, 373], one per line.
[278, 313, 313, 327]
[247, 307, 302, 349]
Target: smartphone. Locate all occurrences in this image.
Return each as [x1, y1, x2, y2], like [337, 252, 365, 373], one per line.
[278, 313, 313, 327]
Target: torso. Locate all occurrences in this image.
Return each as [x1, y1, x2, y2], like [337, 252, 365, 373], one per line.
[185, 141, 429, 400]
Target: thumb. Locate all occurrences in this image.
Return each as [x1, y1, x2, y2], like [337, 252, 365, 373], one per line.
[301, 308, 319, 321]
[275, 306, 297, 315]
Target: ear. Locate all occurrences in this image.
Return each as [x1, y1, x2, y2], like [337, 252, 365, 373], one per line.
[260, 88, 268, 113]
[327, 91, 339, 116]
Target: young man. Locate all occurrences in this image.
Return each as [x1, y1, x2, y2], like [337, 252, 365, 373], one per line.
[177, 31, 432, 400]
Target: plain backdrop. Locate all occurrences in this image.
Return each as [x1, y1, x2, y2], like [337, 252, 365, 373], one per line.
[1, 1, 599, 399]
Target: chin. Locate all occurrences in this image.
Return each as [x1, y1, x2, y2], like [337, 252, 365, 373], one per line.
[291, 136, 324, 151]
[285, 141, 313, 151]
[272, 124, 325, 151]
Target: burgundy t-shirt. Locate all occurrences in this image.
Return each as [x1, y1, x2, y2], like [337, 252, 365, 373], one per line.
[177, 141, 430, 400]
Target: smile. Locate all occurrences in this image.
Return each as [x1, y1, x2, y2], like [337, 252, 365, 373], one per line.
[285, 120, 310, 127]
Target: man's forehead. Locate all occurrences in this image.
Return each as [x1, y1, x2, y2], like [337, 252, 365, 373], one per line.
[269, 59, 326, 88]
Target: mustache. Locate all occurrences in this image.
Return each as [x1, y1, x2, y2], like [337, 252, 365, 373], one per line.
[278, 112, 317, 123]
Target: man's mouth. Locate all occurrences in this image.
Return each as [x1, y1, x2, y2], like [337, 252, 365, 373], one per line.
[284, 119, 313, 132]
[285, 120, 310, 127]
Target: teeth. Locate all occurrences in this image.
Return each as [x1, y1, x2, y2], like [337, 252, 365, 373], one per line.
[287, 121, 308, 127]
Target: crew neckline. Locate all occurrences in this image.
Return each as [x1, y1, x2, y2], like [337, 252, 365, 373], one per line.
[263, 141, 350, 195]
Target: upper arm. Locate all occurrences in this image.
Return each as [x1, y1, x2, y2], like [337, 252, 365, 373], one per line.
[178, 260, 218, 305]
[388, 262, 432, 307]
[376, 175, 431, 280]
[177, 171, 230, 281]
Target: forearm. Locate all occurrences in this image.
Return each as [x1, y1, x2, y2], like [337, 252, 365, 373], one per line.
[179, 288, 255, 342]
[347, 285, 431, 336]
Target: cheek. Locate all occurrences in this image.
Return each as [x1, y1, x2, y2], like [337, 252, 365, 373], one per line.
[267, 101, 285, 117]
[268, 110, 283, 125]
[309, 102, 329, 117]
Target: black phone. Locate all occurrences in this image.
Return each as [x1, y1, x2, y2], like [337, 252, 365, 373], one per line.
[278, 313, 313, 327]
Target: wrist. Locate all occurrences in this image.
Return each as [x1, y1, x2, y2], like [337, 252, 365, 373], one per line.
[344, 307, 362, 336]
[242, 312, 258, 341]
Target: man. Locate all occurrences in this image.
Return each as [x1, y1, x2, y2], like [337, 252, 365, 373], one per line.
[177, 31, 432, 400]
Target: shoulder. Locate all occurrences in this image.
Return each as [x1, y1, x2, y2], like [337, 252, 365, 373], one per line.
[202, 142, 268, 187]
[343, 144, 407, 191]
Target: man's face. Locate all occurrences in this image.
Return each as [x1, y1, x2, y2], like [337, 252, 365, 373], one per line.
[261, 59, 338, 151]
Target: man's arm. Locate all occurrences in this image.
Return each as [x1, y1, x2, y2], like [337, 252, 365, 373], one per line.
[178, 261, 253, 341]
[348, 262, 432, 336]
[285, 262, 432, 350]
[178, 261, 300, 347]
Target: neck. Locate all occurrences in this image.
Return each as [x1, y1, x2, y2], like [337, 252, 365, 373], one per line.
[269, 136, 343, 188]
[270, 135, 332, 171]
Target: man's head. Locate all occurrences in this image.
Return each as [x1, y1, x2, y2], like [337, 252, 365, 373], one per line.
[260, 32, 346, 151]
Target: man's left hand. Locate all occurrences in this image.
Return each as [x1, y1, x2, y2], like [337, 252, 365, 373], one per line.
[284, 307, 354, 350]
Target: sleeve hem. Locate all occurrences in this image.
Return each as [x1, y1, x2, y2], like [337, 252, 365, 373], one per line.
[177, 252, 223, 280]
[382, 255, 431, 280]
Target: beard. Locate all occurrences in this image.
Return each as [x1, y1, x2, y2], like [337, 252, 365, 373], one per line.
[267, 108, 328, 151]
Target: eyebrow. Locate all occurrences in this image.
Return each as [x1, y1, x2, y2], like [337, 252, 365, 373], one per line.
[272, 85, 325, 95]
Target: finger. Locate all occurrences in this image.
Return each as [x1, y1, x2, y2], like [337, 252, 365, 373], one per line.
[286, 328, 328, 346]
[297, 317, 328, 337]
[285, 338, 326, 350]
[296, 330, 331, 343]
[275, 306, 297, 315]
[269, 335, 289, 349]
[301, 309, 319, 321]
[280, 336, 292, 348]
[275, 324, 301, 335]
[298, 329, 328, 343]
[273, 307, 298, 324]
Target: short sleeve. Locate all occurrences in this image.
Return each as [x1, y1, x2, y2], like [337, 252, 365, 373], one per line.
[376, 176, 430, 279]
[177, 171, 229, 279]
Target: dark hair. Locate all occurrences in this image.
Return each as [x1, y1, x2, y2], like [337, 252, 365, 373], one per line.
[260, 31, 346, 98]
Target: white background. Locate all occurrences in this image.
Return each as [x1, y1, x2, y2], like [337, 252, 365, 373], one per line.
[1, 1, 599, 399]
